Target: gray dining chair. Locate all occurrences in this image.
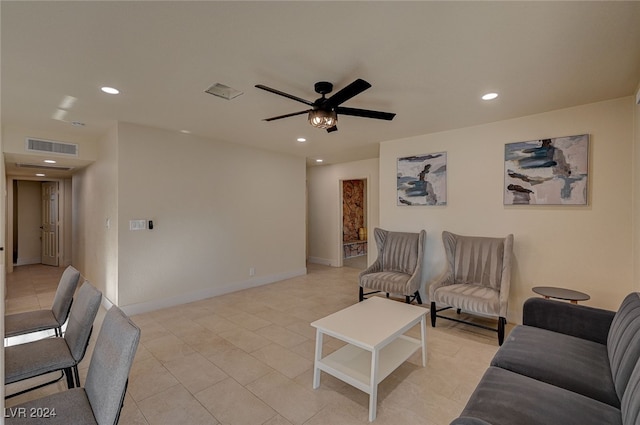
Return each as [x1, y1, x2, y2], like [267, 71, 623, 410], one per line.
[5, 306, 141, 425]
[5, 281, 102, 397]
[5, 265, 81, 338]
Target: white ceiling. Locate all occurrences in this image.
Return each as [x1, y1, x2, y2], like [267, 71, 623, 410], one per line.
[2, 1, 640, 177]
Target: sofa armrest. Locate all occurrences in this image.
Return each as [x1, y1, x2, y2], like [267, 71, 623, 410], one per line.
[523, 297, 615, 344]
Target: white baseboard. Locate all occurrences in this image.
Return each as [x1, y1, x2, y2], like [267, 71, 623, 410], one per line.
[307, 256, 340, 267]
[119, 267, 307, 316]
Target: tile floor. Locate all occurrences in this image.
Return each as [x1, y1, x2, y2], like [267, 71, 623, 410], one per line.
[4, 263, 511, 425]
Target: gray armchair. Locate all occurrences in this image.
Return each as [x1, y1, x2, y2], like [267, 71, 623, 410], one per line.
[359, 228, 426, 304]
[5, 265, 81, 338]
[429, 231, 514, 345]
[5, 281, 102, 397]
[5, 306, 141, 425]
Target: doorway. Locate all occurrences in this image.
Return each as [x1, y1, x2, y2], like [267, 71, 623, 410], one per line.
[341, 179, 367, 269]
[11, 179, 63, 268]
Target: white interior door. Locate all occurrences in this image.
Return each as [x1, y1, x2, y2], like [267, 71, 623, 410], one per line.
[41, 181, 59, 266]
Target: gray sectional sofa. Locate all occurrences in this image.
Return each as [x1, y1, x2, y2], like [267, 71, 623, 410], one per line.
[450, 293, 640, 425]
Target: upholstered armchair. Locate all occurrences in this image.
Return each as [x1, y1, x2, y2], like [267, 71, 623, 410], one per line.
[429, 231, 514, 345]
[359, 228, 426, 304]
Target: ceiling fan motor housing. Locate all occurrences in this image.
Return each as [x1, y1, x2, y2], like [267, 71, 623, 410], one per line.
[314, 81, 333, 95]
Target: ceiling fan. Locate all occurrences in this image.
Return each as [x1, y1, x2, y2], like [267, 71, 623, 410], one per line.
[255, 78, 396, 133]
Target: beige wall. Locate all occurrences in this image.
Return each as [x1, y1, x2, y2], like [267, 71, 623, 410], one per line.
[114, 122, 306, 311]
[73, 124, 119, 303]
[380, 96, 635, 323]
[307, 158, 379, 267]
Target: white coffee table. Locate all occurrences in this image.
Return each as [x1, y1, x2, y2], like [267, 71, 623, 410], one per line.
[311, 296, 428, 421]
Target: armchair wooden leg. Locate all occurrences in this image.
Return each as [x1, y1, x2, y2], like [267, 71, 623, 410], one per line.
[415, 291, 422, 305]
[359, 287, 364, 302]
[430, 302, 436, 327]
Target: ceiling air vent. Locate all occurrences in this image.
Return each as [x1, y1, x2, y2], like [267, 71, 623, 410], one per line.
[15, 163, 74, 172]
[205, 83, 243, 100]
[26, 137, 78, 156]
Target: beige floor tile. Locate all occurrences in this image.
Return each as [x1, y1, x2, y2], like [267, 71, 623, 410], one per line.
[218, 327, 272, 353]
[163, 352, 228, 394]
[193, 313, 240, 334]
[263, 414, 294, 425]
[247, 371, 324, 425]
[137, 384, 218, 425]
[256, 324, 308, 348]
[196, 377, 277, 425]
[128, 357, 180, 402]
[303, 406, 368, 425]
[251, 343, 312, 379]
[209, 348, 274, 386]
[118, 394, 150, 425]
[251, 306, 301, 327]
[226, 311, 272, 331]
[143, 333, 196, 363]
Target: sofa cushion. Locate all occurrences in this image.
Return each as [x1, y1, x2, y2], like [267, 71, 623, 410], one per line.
[432, 284, 500, 316]
[621, 358, 640, 425]
[359, 271, 411, 294]
[607, 292, 640, 402]
[451, 367, 622, 425]
[491, 325, 618, 407]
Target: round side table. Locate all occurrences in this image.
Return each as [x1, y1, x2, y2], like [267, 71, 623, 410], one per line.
[532, 286, 590, 304]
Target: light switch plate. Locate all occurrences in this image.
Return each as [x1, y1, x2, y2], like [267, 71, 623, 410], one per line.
[129, 219, 147, 231]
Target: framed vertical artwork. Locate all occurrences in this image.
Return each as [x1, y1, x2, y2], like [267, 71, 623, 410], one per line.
[397, 152, 447, 206]
[504, 134, 589, 205]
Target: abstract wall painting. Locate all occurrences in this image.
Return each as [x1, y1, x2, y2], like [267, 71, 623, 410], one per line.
[504, 134, 589, 205]
[397, 152, 447, 206]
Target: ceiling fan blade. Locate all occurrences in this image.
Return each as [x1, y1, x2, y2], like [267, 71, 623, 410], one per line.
[255, 84, 314, 106]
[325, 79, 371, 107]
[263, 109, 310, 122]
[326, 125, 338, 133]
[336, 106, 396, 121]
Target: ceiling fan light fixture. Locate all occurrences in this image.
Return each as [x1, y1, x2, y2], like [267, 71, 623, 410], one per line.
[308, 109, 337, 129]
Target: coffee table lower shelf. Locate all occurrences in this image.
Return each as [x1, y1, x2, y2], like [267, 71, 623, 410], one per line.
[317, 336, 421, 391]
[314, 335, 422, 421]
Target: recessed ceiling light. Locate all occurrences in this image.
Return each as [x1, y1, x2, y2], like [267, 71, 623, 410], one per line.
[315, 159, 323, 163]
[36, 173, 45, 177]
[44, 160, 56, 164]
[297, 138, 306, 142]
[482, 92, 499, 101]
[180, 130, 191, 134]
[101, 86, 120, 95]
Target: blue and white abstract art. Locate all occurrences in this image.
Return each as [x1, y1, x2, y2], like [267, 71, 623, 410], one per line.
[504, 134, 589, 205]
[397, 152, 447, 206]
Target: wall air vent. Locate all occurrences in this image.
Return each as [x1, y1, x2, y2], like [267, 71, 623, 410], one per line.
[15, 163, 75, 171]
[26, 137, 78, 156]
